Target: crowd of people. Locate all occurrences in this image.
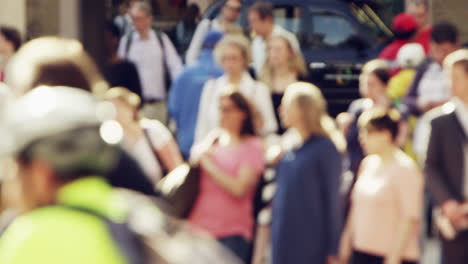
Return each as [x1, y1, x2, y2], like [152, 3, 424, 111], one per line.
[0, 0, 467, 263]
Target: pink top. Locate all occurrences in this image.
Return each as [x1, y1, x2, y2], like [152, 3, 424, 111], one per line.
[351, 153, 423, 261]
[189, 137, 265, 241]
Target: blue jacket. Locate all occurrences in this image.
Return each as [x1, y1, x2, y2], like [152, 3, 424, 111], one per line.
[271, 136, 343, 264]
[168, 50, 223, 158]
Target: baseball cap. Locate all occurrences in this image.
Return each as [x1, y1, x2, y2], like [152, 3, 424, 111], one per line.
[392, 13, 419, 35]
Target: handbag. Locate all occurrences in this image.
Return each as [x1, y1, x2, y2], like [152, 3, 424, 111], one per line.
[143, 128, 200, 219]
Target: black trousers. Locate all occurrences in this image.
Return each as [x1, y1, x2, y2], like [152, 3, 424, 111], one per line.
[218, 235, 251, 263]
[352, 250, 418, 264]
[441, 230, 468, 264]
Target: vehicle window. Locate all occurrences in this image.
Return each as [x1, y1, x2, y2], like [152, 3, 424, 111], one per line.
[305, 13, 357, 49]
[272, 6, 301, 34]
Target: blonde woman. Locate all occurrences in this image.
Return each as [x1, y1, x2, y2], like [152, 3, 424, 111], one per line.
[194, 34, 277, 147]
[260, 35, 307, 134]
[105, 87, 183, 184]
[271, 82, 344, 264]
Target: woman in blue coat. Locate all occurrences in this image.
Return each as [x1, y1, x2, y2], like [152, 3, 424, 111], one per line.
[271, 82, 345, 264]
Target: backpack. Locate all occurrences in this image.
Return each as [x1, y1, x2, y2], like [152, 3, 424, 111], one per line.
[125, 30, 172, 95]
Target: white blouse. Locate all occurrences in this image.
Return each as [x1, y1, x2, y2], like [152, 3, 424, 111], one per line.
[194, 72, 278, 144]
[122, 119, 172, 184]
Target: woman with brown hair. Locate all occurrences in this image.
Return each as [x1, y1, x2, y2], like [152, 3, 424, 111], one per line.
[104, 87, 183, 184]
[260, 35, 307, 134]
[338, 108, 423, 264]
[190, 90, 265, 263]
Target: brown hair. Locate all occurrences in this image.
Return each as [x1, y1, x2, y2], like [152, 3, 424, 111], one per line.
[220, 91, 258, 137]
[249, 1, 273, 20]
[358, 107, 402, 141]
[6, 37, 109, 97]
[0, 26, 22, 51]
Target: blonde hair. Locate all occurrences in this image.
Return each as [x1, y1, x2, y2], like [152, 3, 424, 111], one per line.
[283, 82, 346, 152]
[104, 87, 141, 108]
[261, 35, 307, 89]
[214, 34, 251, 67]
[6, 37, 108, 98]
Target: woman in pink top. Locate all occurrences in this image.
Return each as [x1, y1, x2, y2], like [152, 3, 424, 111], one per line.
[190, 91, 265, 263]
[338, 108, 423, 264]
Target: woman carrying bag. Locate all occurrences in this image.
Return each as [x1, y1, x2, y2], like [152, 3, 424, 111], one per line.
[189, 91, 265, 263]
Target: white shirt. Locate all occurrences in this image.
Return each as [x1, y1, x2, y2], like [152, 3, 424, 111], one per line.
[118, 30, 183, 100]
[251, 25, 300, 75]
[194, 72, 278, 143]
[417, 62, 451, 108]
[122, 119, 173, 184]
[185, 18, 223, 65]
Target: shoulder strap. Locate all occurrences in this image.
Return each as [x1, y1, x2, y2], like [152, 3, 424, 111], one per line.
[125, 30, 134, 59]
[154, 29, 172, 93]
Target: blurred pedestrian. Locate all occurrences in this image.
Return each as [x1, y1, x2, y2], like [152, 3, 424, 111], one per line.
[0, 26, 21, 82]
[404, 22, 460, 116]
[338, 108, 423, 264]
[387, 43, 426, 104]
[114, 0, 139, 37]
[104, 22, 142, 98]
[248, 1, 300, 75]
[167, 3, 201, 60]
[425, 49, 468, 264]
[5, 36, 157, 196]
[185, 0, 242, 65]
[260, 35, 307, 134]
[168, 31, 224, 159]
[379, 13, 418, 61]
[340, 67, 393, 178]
[271, 82, 343, 264]
[194, 34, 277, 144]
[406, 0, 432, 54]
[105, 87, 183, 184]
[118, 1, 183, 124]
[189, 91, 265, 263]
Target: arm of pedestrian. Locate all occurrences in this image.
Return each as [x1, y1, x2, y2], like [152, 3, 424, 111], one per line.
[156, 139, 183, 172]
[185, 19, 210, 66]
[201, 157, 259, 198]
[162, 33, 183, 80]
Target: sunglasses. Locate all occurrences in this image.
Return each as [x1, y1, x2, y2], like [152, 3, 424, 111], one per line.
[224, 4, 242, 12]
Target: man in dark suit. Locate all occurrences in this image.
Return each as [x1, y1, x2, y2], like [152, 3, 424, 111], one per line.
[425, 49, 468, 264]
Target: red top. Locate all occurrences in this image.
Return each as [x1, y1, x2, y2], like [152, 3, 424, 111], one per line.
[189, 137, 265, 241]
[379, 39, 411, 60]
[415, 25, 432, 54]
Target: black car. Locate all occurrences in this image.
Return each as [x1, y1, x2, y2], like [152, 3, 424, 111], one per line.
[204, 0, 392, 116]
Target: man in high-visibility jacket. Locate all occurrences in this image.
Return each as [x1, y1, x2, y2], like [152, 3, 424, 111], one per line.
[0, 86, 134, 264]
